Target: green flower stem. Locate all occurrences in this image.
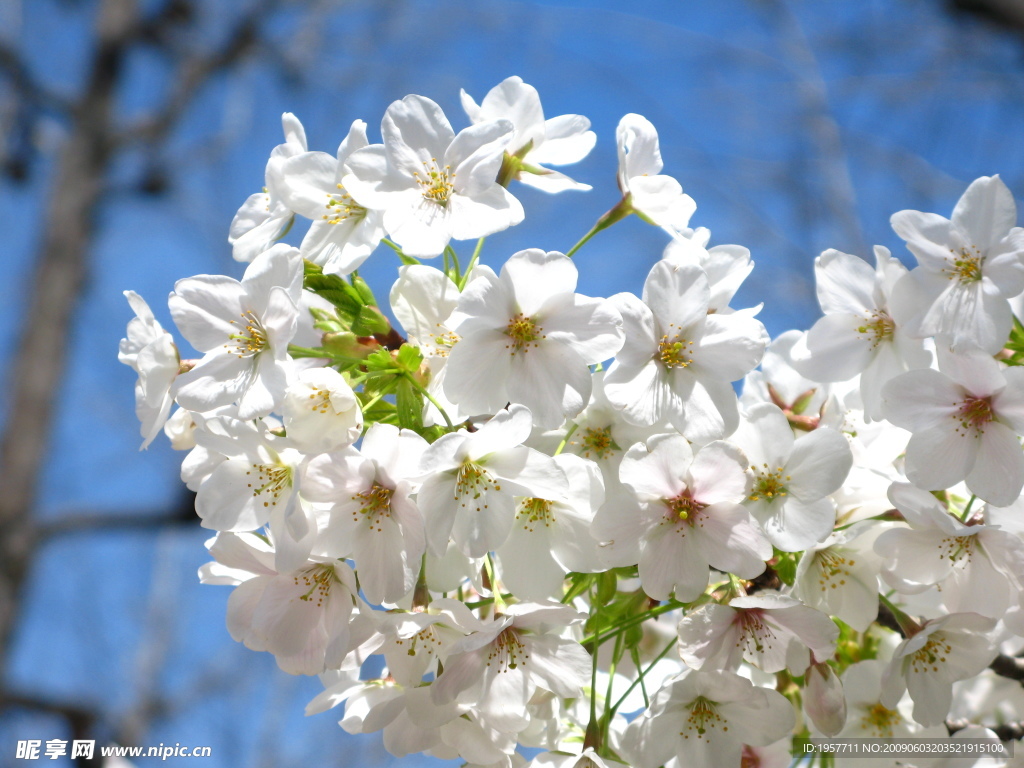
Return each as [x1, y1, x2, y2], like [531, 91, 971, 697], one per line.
[565, 197, 633, 258]
[608, 637, 677, 718]
[457, 237, 486, 290]
[401, 372, 454, 429]
[960, 494, 977, 522]
[382, 237, 420, 265]
[554, 422, 579, 456]
[580, 599, 685, 646]
[878, 592, 921, 637]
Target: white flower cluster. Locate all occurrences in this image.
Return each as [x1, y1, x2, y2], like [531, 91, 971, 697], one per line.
[120, 77, 1024, 768]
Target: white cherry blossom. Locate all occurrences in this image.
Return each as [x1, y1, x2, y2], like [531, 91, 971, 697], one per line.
[229, 112, 307, 263]
[281, 366, 362, 454]
[461, 76, 595, 192]
[416, 405, 569, 558]
[118, 290, 178, 448]
[444, 249, 624, 428]
[276, 119, 386, 275]
[890, 175, 1024, 353]
[604, 260, 768, 443]
[169, 243, 302, 420]
[881, 347, 1024, 505]
[615, 114, 696, 235]
[343, 94, 523, 257]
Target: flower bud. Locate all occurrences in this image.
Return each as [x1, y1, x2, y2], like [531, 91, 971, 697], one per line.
[805, 661, 846, 736]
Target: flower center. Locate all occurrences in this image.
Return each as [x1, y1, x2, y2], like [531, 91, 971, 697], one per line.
[910, 633, 952, 674]
[946, 246, 983, 283]
[246, 463, 292, 508]
[294, 564, 336, 606]
[938, 535, 975, 565]
[517, 498, 555, 532]
[323, 183, 366, 224]
[413, 158, 455, 207]
[430, 323, 460, 358]
[352, 482, 393, 531]
[664, 490, 706, 522]
[814, 550, 856, 592]
[682, 696, 728, 740]
[307, 387, 332, 414]
[859, 702, 902, 738]
[576, 426, 617, 460]
[504, 313, 544, 354]
[658, 334, 694, 368]
[856, 311, 895, 348]
[487, 628, 528, 672]
[394, 625, 442, 658]
[956, 396, 993, 434]
[226, 310, 269, 358]
[454, 461, 501, 512]
[749, 465, 790, 502]
[737, 610, 779, 656]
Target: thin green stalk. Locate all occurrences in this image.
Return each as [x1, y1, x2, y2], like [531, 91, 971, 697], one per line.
[581, 600, 684, 646]
[960, 494, 977, 522]
[554, 422, 579, 456]
[608, 637, 677, 717]
[382, 237, 420, 265]
[401, 372, 454, 429]
[565, 198, 632, 258]
[445, 245, 461, 284]
[457, 237, 486, 290]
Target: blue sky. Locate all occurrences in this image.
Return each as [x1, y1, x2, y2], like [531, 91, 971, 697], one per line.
[3, 0, 1024, 765]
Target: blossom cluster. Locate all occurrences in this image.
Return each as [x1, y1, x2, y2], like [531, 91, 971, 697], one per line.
[120, 76, 1024, 768]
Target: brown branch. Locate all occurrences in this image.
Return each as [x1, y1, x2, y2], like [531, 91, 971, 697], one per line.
[947, 717, 1024, 741]
[0, 43, 74, 115]
[1, 691, 103, 766]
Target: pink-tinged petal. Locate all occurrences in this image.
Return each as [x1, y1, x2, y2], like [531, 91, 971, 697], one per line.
[467, 404, 534, 457]
[351, 516, 414, 605]
[384, 194, 452, 258]
[277, 150, 339, 219]
[417, 473, 459, 557]
[496, 524, 563, 601]
[608, 292, 658, 366]
[448, 119, 514, 197]
[677, 603, 743, 670]
[689, 440, 749, 505]
[196, 460, 272, 531]
[881, 369, 962, 431]
[616, 113, 663, 180]
[966, 421, 1024, 505]
[532, 114, 596, 165]
[226, 577, 267, 644]
[994, 367, 1024, 433]
[639, 522, 711, 601]
[169, 275, 246, 351]
[886, 481, 956, 531]
[604, 359, 667, 427]
[673, 373, 731, 444]
[451, 487, 516, 557]
[541, 293, 623, 363]
[787, 427, 852, 501]
[442, 328, 514, 415]
[506, 341, 591, 428]
[486, 445, 569, 501]
[526, 635, 592, 698]
[620, 435, 693, 500]
[381, 94, 454, 176]
[793, 313, 876, 383]
[814, 249, 877, 315]
[768, 603, 840, 662]
[936, 280, 1011, 354]
[890, 209, 960, 270]
[757, 497, 835, 553]
[643, 261, 710, 336]
[741, 403, 795, 468]
[447, 185, 523, 240]
[904, 422, 976, 490]
[697, 503, 772, 576]
[805, 662, 847, 736]
[951, 175, 1017, 252]
[242, 244, 303, 308]
[501, 249, 578, 314]
[172, 352, 249, 412]
[904, 667, 953, 727]
[936, 345, 1005, 397]
[237, 355, 286, 420]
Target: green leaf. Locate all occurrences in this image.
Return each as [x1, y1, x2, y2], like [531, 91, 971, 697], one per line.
[596, 571, 617, 604]
[395, 377, 424, 430]
[303, 263, 364, 322]
[364, 349, 397, 373]
[352, 305, 392, 336]
[395, 344, 424, 373]
[773, 549, 799, 586]
[351, 274, 378, 306]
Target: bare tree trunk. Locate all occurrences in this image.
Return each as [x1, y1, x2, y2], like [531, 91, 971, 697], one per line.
[0, 0, 138, 664]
